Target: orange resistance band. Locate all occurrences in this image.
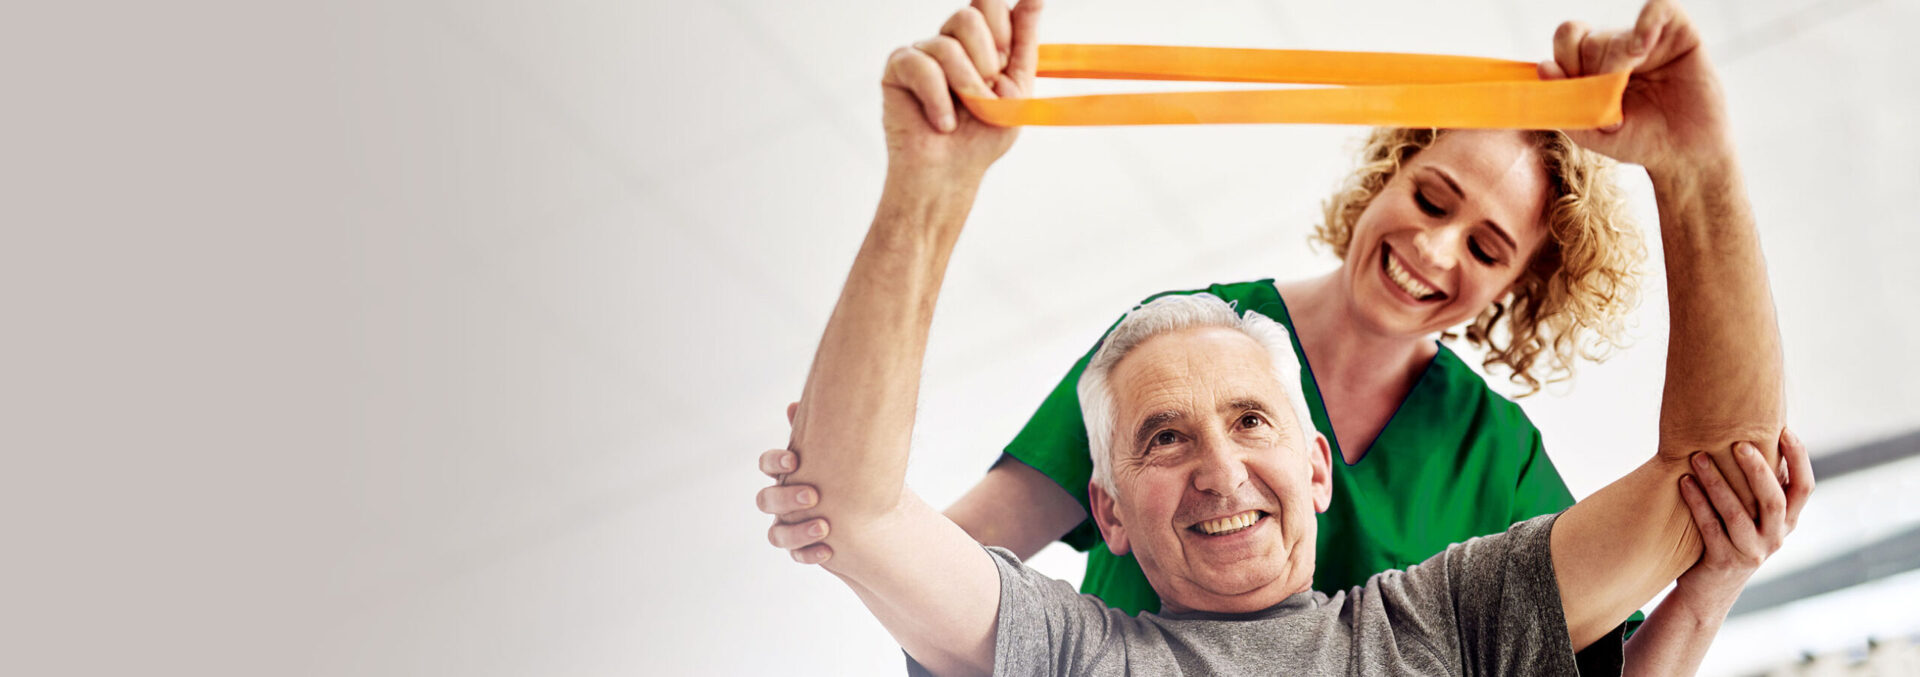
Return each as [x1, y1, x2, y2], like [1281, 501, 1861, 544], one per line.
[961, 44, 1629, 129]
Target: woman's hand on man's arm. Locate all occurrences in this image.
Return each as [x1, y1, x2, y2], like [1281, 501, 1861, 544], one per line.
[1621, 429, 1815, 675]
[760, 402, 1090, 564]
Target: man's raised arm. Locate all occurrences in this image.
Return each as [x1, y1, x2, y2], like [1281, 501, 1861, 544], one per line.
[775, 2, 1046, 674]
[1538, 0, 1788, 648]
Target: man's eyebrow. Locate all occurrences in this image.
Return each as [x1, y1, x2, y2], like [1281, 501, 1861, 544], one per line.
[1423, 167, 1518, 252]
[1222, 398, 1271, 414]
[1132, 410, 1184, 451]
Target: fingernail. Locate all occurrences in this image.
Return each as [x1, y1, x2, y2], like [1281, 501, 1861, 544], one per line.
[797, 489, 816, 506]
[1601, 121, 1624, 133]
[1692, 453, 1709, 469]
[941, 114, 957, 132]
[809, 522, 827, 537]
[1785, 429, 1801, 447]
[1739, 443, 1759, 457]
[1637, 33, 1654, 54]
[780, 455, 794, 471]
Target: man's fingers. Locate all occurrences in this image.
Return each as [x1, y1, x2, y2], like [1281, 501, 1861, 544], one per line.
[1537, 59, 1570, 81]
[1781, 428, 1816, 524]
[1735, 442, 1789, 541]
[971, 0, 1012, 62]
[756, 483, 821, 515]
[942, 6, 1003, 81]
[759, 449, 796, 477]
[1693, 451, 1763, 548]
[768, 518, 831, 551]
[1591, 29, 1646, 75]
[1553, 20, 1592, 77]
[1632, 0, 1675, 58]
[884, 46, 956, 131]
[914, 36, 995, 100]
[1005, 0, 1045, 91]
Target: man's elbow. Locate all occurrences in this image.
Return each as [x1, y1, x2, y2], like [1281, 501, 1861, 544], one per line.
[1657, 420, 1785, 467]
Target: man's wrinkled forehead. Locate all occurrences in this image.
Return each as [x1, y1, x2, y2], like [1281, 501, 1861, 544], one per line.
[1110, 329, 1293, 438]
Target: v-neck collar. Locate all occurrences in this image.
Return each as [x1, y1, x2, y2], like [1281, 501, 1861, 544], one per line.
[1260, 283, 1452, 467]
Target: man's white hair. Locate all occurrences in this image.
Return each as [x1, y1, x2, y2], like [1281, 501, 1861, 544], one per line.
[1077, 293, 1319, 496]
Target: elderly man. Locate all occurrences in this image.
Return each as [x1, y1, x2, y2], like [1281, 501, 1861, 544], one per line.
[767, 0, 1809, 674]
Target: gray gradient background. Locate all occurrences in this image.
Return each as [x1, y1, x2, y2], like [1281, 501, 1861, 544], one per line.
[6, 0, 1917, 675]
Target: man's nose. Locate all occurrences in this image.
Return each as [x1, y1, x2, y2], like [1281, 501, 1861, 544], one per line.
[1190, 434, 1249, 496]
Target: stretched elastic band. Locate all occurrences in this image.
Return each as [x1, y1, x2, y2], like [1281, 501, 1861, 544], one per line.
[961, 44, 1628, 129]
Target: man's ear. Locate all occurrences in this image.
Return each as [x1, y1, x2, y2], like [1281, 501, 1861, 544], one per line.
[1308, 433, 1334, 513]
[1088, 480, 1131, 556]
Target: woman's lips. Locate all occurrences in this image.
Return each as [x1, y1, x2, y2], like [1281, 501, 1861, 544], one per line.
[1381, 244, 1445, 302]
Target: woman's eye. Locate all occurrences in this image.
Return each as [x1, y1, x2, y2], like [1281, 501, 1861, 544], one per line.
[1413, 188, 1446, 217]
[1468, 237, 1499, 265]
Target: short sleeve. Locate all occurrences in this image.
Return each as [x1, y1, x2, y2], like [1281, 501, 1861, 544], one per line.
[1511, 427, 1578, 524]
[943, 547, 1121, 677]
[1435, 514, 1606, 675]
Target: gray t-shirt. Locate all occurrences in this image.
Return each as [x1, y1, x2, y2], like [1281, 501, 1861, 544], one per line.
[914, 513, 1623, 676]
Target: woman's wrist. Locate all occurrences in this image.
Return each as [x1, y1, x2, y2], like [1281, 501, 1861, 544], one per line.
[1659, 581, 1741, 625]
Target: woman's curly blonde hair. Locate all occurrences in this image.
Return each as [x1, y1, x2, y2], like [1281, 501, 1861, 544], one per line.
[1313, 127, 1646, 396]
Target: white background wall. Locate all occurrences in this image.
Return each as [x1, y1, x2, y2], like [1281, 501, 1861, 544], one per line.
[6, 0, 1918, 675]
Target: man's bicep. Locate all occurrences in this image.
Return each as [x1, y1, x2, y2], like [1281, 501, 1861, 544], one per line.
[826, 491, 1003, 676]
[1550, 459, 1698, 651]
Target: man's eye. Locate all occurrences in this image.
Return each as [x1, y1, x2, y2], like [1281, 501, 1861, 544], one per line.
[1240, 414, 1265, 429]
[1151, 430, 1179, 448]
[1413, 188, 1446, 217]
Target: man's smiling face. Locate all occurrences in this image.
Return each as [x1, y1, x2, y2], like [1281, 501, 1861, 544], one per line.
[1088, 326, 1333, 614]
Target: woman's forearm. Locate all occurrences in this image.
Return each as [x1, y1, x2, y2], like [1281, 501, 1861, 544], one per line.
[1622, 593, 1729, 676]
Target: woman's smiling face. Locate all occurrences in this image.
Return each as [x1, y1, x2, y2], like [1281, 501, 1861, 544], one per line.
[1341, 129, 1554, 337]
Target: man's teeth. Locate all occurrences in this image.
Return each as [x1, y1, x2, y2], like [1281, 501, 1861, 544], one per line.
[1385, 252, 1438, 299]
[1197, 511, 1262, 535]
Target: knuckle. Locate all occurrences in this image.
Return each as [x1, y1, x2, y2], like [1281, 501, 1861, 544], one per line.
[926, 35, 964, 57]
[949, 6, 983, 30]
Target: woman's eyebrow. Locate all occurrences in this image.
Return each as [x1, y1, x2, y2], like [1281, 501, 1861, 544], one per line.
[1424, 167, 1518, 251]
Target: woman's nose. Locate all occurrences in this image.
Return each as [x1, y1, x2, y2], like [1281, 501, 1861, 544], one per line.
[1412, 226, 1463, 270]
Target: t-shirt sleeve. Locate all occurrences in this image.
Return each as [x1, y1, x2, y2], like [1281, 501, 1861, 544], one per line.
[1389, 513, 1623, 676]
[903, 546, 1123, 677]
[1510, 429, 1644, 643]
[1511, 428, 1578, 524]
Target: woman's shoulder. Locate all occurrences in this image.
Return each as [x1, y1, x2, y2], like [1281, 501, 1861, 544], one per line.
[1424, 343, 1542, 435]
[1136, 279, 1293, 324]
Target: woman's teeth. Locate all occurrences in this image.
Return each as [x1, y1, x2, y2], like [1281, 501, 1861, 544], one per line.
[1196, 511, 1263, 535]
[1384, 251, 1439, 300]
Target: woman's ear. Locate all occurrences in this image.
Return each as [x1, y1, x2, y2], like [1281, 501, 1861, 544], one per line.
[1088, 480, 1131, 556]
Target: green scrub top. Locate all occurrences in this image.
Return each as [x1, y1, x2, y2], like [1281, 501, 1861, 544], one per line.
[1004, 279, 1578, 616]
